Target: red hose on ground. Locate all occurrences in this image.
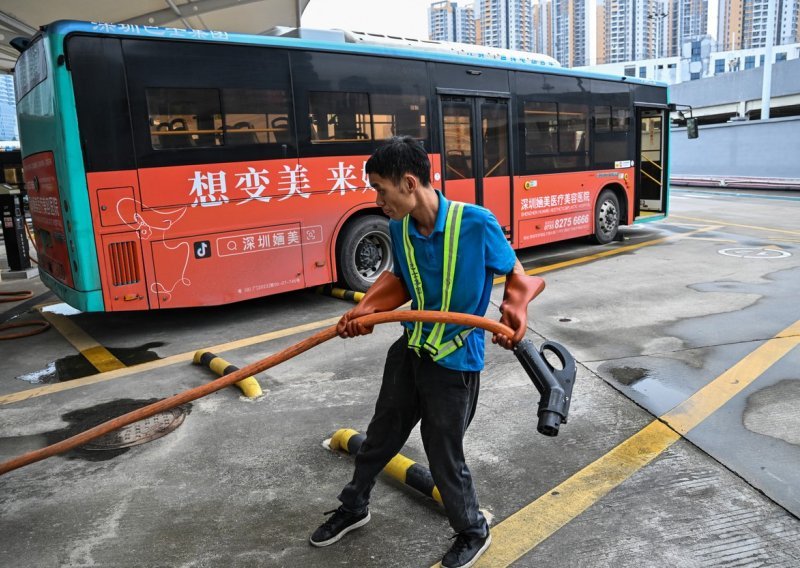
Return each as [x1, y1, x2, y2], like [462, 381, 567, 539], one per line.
[0, 311, 519, 476]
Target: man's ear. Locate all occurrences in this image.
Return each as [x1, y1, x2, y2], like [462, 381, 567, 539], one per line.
[403, 174, 419, 194]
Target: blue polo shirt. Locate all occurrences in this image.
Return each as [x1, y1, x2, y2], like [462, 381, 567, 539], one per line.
[390, 191, 517, 372]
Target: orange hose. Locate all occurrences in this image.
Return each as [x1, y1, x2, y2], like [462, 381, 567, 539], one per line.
[0, 320, 51, 340]
[0, 311, 514, 476]
[0, 290, 34, 303]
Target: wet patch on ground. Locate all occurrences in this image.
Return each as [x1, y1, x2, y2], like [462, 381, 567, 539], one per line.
[743, 379, 800, 446]
[15, 342, 165, 384]
[41, 398, 192, 461]
[608, 366, 649, 386]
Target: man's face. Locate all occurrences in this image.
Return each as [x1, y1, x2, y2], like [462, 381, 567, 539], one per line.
[369, 172, 413, 221]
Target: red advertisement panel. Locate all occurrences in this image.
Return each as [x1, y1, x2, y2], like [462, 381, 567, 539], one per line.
[24, 152, 74, 286]
[150, 223, 307, 308]
[514, 169, 634, 248]
[85, 153, 441, 310]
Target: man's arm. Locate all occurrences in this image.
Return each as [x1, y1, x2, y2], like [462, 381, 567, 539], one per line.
[337, 271, 411, 338]
[493, 260, 545, 349]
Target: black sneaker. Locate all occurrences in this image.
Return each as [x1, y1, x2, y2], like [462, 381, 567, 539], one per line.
[441, 531, 492, 568]
[309, 507, 371, 547]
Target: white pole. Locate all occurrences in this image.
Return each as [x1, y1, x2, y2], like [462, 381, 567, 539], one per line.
[760, 0, 776, 120]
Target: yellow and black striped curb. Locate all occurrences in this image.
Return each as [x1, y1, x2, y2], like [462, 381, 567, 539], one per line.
[329, 428, 442, 504]
[193, 350, 263, 398]
[316, 285, 365, 303]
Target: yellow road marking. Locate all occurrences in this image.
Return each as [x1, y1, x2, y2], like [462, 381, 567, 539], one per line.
[0, 316, 341, 405]
[494, 224, 720, 284]
[39, 310, 125, 373]
[682, 237, 738, 243]
[767, 237, 800, 243]
[469, 318, 800, 567]
[671, 215, 800, 237]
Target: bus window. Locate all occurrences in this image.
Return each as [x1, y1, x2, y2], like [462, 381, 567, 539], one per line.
[612, 107, 631, 131]
[595, 106, 612, 133]
[309, 92, 372, 142]
[442, 100, 473, 180]
[481, 101, 508, 177]
[222, 88, 292, 146]
[557, 103, 589, 168]
[147, 88, 222, 149]
[370, 94, 428, 140]
[522, 101, 557, 172]
[558, 103, 589, 153]
[594, 105, 631, 166]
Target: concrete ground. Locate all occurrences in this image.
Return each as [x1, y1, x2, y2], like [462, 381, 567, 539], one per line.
[1, 187, 799, 567]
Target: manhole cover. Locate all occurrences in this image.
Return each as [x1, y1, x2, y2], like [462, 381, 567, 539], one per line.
[82, 407, 188, 451]
[718, 247, 791, 259]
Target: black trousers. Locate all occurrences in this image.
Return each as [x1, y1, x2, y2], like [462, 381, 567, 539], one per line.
[338, 335, 488, 537]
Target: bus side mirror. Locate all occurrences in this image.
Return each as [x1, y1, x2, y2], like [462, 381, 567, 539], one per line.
[686, 117, 699, 139]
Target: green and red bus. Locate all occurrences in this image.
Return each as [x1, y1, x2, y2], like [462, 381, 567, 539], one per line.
[15, 20, 669, 312]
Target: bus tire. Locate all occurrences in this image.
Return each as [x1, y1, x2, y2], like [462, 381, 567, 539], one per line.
[592, 189, 620, 244]
[337, 215, 393, 292]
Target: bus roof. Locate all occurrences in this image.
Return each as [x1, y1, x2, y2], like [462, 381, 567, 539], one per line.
[43, 20, 667, 89]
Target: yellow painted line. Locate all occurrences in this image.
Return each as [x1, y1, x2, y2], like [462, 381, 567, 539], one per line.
[671, 215, 800, 237]
[39, 310, 126, 373]
[494, 224, 720, 284]
[767, 237, 800, 243]
[0, 316, 341, 406]
[466, 318, 800, 568]
[682, 237, 738, 243]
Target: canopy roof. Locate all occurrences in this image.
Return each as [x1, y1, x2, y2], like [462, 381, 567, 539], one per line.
[0, 0, 311, 74]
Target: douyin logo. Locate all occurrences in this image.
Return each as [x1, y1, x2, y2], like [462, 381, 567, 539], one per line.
[194, 241, 212, 259]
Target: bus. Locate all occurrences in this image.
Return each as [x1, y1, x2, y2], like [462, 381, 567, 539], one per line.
[14, 21, 669, 312]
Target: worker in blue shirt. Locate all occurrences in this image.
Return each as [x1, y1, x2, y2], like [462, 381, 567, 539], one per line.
[310, 136, 541, 568]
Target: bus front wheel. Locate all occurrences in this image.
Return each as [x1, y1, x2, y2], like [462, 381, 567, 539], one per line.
[337, 215, 393, 292]
[592, 190, 620, 244]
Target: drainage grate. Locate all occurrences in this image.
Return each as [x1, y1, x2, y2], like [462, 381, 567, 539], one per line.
[81, 406, 188, 451]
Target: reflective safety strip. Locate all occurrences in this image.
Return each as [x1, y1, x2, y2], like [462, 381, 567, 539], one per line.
[402, 202, 473, 361]
[403, 214, 426, 353]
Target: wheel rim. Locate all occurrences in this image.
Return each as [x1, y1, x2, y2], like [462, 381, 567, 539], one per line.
[597, 198, 619, 239]
[352, 230, 392, 283]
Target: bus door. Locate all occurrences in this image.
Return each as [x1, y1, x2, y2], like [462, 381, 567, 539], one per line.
[636, 107, 667, 215]
[439, 94, 512, 235]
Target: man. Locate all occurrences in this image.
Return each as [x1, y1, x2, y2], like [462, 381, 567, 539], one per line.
[310, 136, 540, 568]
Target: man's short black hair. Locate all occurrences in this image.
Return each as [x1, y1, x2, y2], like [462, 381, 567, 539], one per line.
[365, 136, 431, 186]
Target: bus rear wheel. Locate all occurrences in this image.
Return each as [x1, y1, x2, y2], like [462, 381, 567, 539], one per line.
[592, 189, 620, 244]
[337, 215, 393, 292]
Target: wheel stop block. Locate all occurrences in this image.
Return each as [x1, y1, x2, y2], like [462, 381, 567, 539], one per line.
[316, 285, 365, 303]
[193, 350, 263, 398]
[329, 428, 441, 504]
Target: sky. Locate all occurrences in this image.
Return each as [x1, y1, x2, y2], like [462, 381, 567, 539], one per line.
[302, 1, 721, 43]
[301, 0, 435, 39]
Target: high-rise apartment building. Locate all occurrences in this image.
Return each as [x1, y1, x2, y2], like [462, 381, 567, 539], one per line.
[718, 0, 800, 50]
[428, 1, 476, 44]
[531, 1, 593, 66]
[603, 0, 683, 63]
[547, 1, 592, 66]
[0, 75, 18, 141]
[658, 0, 708, 57]
[476, 0, 532, 51]
[778, 0, 800, 45]
[597, 1, 607, 64]
[532, 0, 554, 56]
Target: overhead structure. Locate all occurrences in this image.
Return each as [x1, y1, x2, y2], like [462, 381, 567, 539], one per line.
[0, 0, 312, 73]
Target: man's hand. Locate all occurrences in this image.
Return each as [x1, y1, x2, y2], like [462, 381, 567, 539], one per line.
[337, 307, 375, 338]
[492, 262, 545, 349]
[336, 271, 411, 339]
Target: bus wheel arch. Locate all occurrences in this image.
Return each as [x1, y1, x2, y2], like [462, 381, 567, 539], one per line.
[335, 210, 393, 292]
[591, 184, 625, 244]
